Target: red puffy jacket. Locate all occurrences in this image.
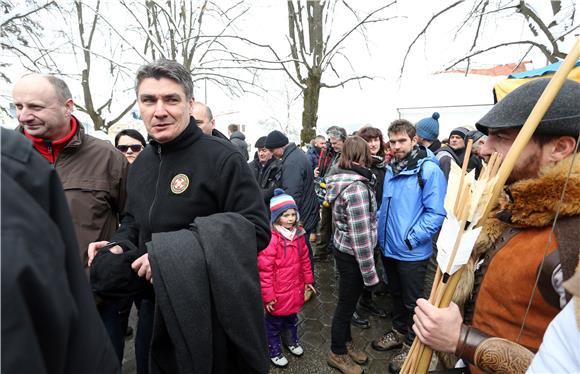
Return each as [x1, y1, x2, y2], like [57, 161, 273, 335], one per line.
[258, 228, 314, 315]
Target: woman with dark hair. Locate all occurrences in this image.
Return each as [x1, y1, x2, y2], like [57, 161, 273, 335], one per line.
[115, 129, 146, 164]
[325, 136, 379, 374]
[353, 126, 389, 323]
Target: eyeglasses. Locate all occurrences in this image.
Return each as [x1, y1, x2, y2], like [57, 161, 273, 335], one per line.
[116, 144, 143, 153]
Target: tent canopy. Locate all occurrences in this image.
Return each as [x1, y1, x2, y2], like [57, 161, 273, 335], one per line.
[493, 58, 580, 102]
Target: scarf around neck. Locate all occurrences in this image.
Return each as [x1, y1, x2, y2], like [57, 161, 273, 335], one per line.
[391, 145, 425, 175]
[274, 224, 297, 240]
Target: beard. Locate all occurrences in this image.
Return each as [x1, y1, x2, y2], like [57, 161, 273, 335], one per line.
[507, 151, 542, 184]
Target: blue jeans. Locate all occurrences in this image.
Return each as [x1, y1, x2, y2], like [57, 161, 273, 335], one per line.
[98, 300, 126, 364]
[264, 314, 299, 358]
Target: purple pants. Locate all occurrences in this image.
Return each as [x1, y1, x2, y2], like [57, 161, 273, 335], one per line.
[265, 313, 299, 358]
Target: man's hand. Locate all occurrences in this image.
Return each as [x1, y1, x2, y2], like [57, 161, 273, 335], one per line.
[132, 253, 153, 283]
[314, 167, 320, 178]
[412, 298, 463, 353]
[265, 300, 276, 313]
[87, 241, 123, 266]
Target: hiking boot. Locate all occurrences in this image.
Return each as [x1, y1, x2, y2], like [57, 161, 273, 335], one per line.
[350, 311, 370, 329]
[327, 352, 363, 374]
[371, 329, 404, 351]
[346, 341, 367, 365]
[359, 299, 387, 318]
[270, 354, 288, 368]
[287, 343, 304, 356]
[388, 343, 411, 374]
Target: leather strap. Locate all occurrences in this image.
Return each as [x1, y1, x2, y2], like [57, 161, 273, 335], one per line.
[454, 324, 488, 364]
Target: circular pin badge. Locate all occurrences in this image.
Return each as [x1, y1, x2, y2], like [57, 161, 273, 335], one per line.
[170, 173, 189, 194]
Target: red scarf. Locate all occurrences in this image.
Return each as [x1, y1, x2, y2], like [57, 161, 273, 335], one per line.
[24, 117, 78, 164]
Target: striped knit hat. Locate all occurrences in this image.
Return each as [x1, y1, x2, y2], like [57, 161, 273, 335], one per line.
[270, 188, 299, 224]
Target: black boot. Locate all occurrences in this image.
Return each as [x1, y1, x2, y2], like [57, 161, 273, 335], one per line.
[350, 311, 370, 329]
[359, 290, 387, 318]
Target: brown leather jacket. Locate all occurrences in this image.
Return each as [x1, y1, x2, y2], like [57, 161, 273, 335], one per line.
[19, 120, 128, 266]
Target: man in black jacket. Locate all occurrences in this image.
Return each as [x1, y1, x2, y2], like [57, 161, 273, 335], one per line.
[88, 59, 270, 374]
[249, 136, 283, 206]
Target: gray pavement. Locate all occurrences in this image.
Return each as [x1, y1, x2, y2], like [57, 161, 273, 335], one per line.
[122, 258, 397, 374]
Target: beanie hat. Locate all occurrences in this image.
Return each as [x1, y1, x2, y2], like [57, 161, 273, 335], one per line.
[254, 136, 267, 149]
[476, 78, 580, 137]
[416, 112, 440, 141]
[265, 130, 289, 149]
[466, 130, 485, 143]
[270, 188, 298, 224]
[449, 126, 470, 140]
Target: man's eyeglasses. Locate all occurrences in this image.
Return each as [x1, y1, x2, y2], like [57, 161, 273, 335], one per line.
[116, 144, 143, 153]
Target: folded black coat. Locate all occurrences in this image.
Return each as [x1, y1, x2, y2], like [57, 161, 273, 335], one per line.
[148, 212, 269, 374]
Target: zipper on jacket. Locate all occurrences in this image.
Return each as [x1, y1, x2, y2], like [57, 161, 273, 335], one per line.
[383, 198, 391, 249]
[45, 140, 56, 167]
[148, 146, 163, 231]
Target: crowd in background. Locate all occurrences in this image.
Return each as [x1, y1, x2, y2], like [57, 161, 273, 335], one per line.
[2, 59, 579, 374]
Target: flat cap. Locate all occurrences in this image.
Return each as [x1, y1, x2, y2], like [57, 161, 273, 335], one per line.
[476, 78, 580, 137]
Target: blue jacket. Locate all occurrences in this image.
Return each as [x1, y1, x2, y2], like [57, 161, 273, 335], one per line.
[377, 148, 447, 261]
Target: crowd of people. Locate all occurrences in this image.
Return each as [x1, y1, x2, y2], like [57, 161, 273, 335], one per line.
[2, 57, 579, 374]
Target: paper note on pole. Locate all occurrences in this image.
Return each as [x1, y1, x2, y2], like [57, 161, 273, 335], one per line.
[436, 216, 482, 275]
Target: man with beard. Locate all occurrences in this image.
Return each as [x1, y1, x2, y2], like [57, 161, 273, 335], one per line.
[436, 126, 482, 179]
[371, 119, 447, 373]
[412, 78, 580, 374]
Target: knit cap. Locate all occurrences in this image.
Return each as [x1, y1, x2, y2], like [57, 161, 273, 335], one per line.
[254, 136, 267, 149]
[416, 112, 440, 141]
[270, 188, 298, 224]
[265, 130, 289, 149]
[449, 126, 470, 140]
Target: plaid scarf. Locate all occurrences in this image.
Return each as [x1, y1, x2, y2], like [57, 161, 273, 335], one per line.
[390, 145, 422, 175]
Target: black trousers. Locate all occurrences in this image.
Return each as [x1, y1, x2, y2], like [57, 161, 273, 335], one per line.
[382, 256, 428, 345]
[331, 249, 365, 354]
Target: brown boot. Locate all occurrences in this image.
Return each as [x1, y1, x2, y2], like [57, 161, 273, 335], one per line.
[371, 329, 404, 351]
[327, 352, 363, 374]
[388, 343, 411, 374]
[346, 341, 368, 365]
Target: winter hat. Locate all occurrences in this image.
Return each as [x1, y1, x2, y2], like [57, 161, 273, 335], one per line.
[416, 112, 440, 141]
[466, 130, 485, 143]
[449, 126, 470, 140]
[265, 130, 289, 149]
[270, 188, 298, 224]
[254, 136, 267, 149]
[476, 78, 580, 137]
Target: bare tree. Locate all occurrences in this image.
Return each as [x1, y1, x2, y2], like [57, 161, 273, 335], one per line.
[72, 0, 136, 132]
[120, 0, 266, 97]
[400, 0, 579, 77]
[283, 0, 396, 144]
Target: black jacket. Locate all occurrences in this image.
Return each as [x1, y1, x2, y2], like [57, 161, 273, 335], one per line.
[279, 143, 320, 232]
[249, 156, 283, 205]
[148, 213, 269, 374]
[1, 129, 119, 374]
[112, 119, 270, 254]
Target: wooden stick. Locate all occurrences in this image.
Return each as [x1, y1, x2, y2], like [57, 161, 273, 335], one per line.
[481, 37, 580, 220]
[454, 139, 473, 217]
[415, 267, 466, 373]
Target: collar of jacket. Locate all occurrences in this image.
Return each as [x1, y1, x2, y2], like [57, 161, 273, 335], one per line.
[17, 115, 84, 150]
[149, 117, 203, 153]
[281, 142, 298, 161]
[388, 145, 431, 175]
[493, 153, 580, 228]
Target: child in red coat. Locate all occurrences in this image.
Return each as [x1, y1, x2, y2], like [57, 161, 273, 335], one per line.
[258, 189, 316, 368]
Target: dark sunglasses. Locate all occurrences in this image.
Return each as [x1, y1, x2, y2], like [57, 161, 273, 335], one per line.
[116, 144, 143, 153]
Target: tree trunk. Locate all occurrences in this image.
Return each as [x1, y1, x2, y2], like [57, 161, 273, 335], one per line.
[300, 72, 320, 145]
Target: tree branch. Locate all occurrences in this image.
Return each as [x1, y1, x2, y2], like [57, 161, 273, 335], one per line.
[400, 0, 465, 77]
[321, 75, 372, 89]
